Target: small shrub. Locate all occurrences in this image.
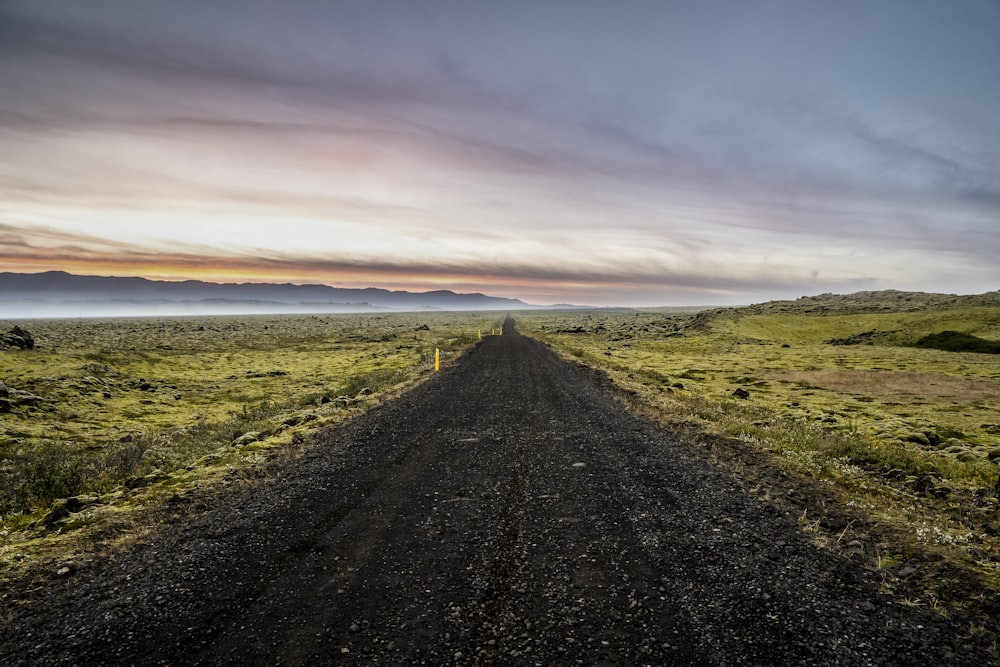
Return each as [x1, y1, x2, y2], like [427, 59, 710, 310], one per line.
[913, 331, 1000, 354]
[0, 440, 92, 515]
[342, 368, 407, 396]
[97, 437, 151, 481]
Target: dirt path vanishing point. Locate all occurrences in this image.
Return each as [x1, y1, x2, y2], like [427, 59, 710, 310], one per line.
[1, 317, 995, 666]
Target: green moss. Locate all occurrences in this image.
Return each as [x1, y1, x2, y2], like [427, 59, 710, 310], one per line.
[1, 312, 494, 522]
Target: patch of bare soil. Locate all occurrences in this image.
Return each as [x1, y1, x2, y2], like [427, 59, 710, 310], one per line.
[767, 369, 1000, 402]
[1, 319, 996, 665]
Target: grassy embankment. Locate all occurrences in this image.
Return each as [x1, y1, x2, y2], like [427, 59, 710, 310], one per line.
[519, 290, 1000, 604]
[1, 312, 501, 566]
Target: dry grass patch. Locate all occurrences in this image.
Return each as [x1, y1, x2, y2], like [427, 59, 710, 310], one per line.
[768, 369, 1000, 402]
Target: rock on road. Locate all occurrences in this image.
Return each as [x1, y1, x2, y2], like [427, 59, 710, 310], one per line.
[1, 318, 984, 665]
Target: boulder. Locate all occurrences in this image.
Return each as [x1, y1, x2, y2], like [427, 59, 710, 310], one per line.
[64, 495, 99, 512]
[41, 501, 72, 526]
[231, 431, 262, 447]
[732, 388, 750, 400]
[912, 473, 936, 497]
[1, 326, 35, 350]
[42, 495, 101, 525]
[0, 382, 46, 410]
[54, 564, 77, 579]
[124, 470, 169, 489]
[11, 389, 44, 404]
[901, 432, 931, 447]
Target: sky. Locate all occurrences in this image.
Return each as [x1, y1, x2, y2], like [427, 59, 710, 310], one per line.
[1, 1, 998, 307]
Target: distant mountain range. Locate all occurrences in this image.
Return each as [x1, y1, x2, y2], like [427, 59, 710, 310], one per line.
[0, 271, 537, 317]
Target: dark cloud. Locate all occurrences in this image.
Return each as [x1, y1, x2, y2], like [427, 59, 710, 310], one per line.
[0, 222, 129, 249]
[960, 186, 1000, 216]
[835, 116, 965, 186]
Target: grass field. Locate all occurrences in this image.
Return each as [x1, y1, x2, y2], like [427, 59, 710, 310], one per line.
[1, 312, 502, 533]
[519, 291, 1000, 596]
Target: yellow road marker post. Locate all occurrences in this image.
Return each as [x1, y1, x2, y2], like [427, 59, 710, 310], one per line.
[435, 348, 440, 371]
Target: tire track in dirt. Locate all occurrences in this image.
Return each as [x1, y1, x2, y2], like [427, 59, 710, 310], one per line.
[1, 317, 993, 665]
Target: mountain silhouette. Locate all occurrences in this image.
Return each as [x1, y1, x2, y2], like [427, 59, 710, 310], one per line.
[0, 271, 532, 317]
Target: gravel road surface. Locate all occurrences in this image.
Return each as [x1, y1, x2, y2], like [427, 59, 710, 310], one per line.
[1, 318, 992, 665]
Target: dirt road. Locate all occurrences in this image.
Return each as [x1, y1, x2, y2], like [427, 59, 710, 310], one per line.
[1, 318, 991, 665]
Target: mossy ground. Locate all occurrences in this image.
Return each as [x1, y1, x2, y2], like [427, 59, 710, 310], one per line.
[519, 303, 1000, 606]
[1, 312, 501, 574]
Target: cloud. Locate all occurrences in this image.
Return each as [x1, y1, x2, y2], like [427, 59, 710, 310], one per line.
[0, 3, 707, 191]
[0, 6, 296, 94]
[0, 221, 899, 309]
[1, 2, 998, 306]
[838, 116, 963, 182]
[961, 186, 1000, 215]
[0, 222, 139, 251]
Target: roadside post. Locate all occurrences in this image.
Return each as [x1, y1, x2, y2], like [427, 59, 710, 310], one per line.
[435, 348, 440, 371]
